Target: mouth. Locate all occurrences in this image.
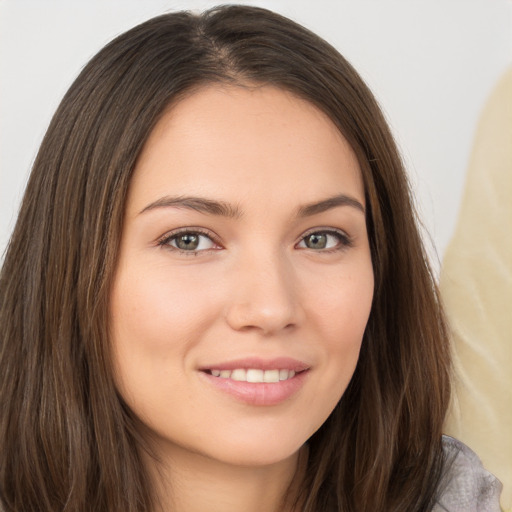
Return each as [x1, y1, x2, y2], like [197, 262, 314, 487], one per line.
[199, 358, 310, 406]
[204, 368, 300, 383]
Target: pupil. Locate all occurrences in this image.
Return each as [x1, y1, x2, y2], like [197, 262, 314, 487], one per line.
[177, 234, 199, 250]
[307, 233, 327, 249]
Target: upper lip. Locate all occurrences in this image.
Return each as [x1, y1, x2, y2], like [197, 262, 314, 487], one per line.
[198, 357, 311, 372]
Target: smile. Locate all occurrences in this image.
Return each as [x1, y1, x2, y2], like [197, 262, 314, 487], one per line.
[207, 368, 296, 383]
[200, 358, 310, 406]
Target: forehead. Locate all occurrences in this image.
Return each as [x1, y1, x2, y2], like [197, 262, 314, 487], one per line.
[128, 85, 364, 213]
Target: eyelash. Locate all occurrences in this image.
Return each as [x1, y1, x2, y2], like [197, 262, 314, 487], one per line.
[156, 227, 353, 255]
[298, 228, 353, 253]
[157, 228, 221, 256]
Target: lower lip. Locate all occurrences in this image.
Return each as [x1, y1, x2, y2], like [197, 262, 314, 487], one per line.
[200, 370, 309, 406]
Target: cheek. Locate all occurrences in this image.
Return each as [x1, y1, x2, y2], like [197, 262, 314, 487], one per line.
[111, 262, 218, 341]
[304, 262, 373, 401]
[109, 264, 221, 393]
[308, 262, 374, 340]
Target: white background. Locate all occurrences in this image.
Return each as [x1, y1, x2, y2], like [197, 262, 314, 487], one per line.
[1, 0, 511, 271]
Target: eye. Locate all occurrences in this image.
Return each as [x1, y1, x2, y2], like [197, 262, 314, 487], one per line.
[158, 230, 219, 253]
[297, 230, 352, 251]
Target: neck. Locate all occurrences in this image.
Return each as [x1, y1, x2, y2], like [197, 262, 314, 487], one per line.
[144, 443, 308, 512]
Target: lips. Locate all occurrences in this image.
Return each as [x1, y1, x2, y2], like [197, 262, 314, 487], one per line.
[199, 357, 310, 406]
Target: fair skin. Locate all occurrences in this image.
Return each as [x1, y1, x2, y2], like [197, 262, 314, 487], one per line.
[110, 85, 374, 512]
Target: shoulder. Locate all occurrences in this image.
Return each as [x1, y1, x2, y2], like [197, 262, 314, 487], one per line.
[432, 436, 503, 512]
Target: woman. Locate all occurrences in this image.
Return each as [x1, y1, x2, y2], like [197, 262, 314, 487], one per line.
[0, 5, 501, 512]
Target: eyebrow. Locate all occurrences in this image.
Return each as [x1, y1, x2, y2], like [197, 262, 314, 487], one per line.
[139, 195, 242, 218]
[139, 193, 365, 218]
[297, 194, 365, 217]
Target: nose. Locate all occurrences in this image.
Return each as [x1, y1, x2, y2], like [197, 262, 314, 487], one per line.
[224, 251, 302, 335]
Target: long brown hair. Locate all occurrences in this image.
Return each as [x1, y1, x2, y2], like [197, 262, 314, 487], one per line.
[0, 6, 450, 511]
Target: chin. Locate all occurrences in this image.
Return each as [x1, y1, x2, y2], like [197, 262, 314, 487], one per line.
[208, 442, 302, 468]
[197, 422, 313, 468]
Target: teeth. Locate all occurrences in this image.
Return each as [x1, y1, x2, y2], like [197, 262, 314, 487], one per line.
[263, 369, 280, 383]
[246, 369, 263, 382]
[231, 369, 246, 381]
[209, 368, 297, 383]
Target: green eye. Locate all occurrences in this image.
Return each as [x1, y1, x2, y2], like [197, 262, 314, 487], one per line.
[298, 230, 351, 251]
[159, 231, 217, 252]
[174, 233, 201, 250]
[304, 233, 329, 249]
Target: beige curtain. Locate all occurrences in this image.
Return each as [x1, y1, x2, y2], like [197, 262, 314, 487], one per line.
[441, 67, 512, 511]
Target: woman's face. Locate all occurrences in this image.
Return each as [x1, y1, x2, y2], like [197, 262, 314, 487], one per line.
[110, 85, 374, 467]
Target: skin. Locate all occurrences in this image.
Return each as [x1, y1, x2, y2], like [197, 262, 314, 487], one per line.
[110, 85, 374, 512]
